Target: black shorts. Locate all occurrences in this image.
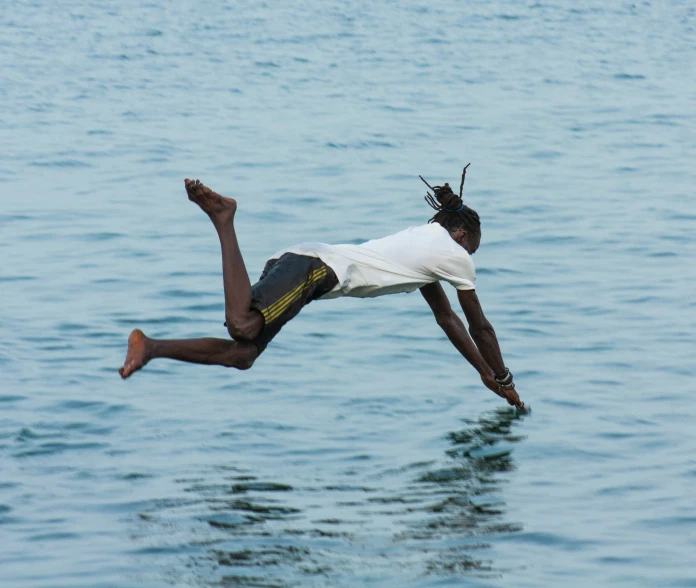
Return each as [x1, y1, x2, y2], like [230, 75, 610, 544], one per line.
[249, 253, 338, 354]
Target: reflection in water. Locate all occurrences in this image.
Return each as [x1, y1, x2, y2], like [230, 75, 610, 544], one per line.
[402, 407, 527, 577]
[132, 408, 526, 586]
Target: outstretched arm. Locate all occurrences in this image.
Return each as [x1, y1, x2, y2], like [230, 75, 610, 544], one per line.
[456, 289, 505, 375]
[420, 283, 523, 408]
[457, 289, 523, 408]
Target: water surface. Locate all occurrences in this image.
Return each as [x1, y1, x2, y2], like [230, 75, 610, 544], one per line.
[1, 0, 695, 586]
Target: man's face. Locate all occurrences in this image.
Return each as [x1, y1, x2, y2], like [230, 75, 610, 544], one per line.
[467, 232, 481, 255]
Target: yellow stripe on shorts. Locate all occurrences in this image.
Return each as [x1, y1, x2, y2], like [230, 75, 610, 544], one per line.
[265, 267, 327, 323]
[260, 267, 327, 325]
[263, 267, 327, 324]
[262, 267, 326, 320]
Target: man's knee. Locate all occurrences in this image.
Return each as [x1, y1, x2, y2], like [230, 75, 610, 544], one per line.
[225, 312, 263, 342]
[225, 317, 253, 341]
[220, 342, 259, 370]
[235, 353, 256, 370]
[222, 343, 257, 370]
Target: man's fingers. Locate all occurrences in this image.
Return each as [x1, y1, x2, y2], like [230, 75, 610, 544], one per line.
[503, 388, 522, 407]
[481, 375, 525, 409]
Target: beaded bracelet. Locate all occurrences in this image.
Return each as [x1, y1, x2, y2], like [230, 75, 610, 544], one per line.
[494, 368, 514, 388]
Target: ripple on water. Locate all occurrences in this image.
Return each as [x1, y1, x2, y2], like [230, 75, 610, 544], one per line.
[13, 442, 109, 458]
[0, 395, 26, 403]
[122, 408, 526, 584]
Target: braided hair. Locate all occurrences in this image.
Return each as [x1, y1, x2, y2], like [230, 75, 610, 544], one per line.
[420, 164, 481, 236]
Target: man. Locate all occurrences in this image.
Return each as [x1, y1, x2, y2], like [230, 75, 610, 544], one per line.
[119, 170, 524, 409]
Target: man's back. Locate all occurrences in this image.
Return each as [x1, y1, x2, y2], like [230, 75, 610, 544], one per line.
[272, 223, 476, 299]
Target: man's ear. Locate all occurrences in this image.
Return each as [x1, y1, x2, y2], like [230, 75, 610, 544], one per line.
[452, 228, 468, 243]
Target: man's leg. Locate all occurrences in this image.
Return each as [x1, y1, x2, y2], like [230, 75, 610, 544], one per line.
[184, 179, 264, 341]
[119, 329, 258, 379]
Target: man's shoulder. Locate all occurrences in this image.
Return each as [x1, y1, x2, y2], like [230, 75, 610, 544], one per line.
[384, 223, 446, 242]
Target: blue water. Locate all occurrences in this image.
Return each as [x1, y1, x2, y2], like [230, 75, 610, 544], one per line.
[2, 0, 695, 586]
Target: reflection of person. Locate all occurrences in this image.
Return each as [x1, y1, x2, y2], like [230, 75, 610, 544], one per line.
[119, 170, 524, 410]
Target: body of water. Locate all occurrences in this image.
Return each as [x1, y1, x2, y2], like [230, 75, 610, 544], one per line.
[1, 0, 695, 586]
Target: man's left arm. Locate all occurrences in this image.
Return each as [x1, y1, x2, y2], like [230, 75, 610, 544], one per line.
[457, 289, 506, 374]
[457, 289, 524, 409]
[420, 283, 523, 408]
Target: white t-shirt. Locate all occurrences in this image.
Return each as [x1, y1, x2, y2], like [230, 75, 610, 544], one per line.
[270, 223, 476, 299]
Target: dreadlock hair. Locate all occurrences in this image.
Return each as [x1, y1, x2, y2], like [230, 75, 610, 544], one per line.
[420, 163, 481, 237]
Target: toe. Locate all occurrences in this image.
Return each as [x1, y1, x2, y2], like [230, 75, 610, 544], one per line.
[186, 182, 201, 201]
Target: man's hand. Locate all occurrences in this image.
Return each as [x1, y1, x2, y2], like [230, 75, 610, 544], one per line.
[480, 372, 525, 410]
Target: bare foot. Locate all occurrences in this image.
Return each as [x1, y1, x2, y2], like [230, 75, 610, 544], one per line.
[184, 178, 237, 224]
[119, 329, 151, 379]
